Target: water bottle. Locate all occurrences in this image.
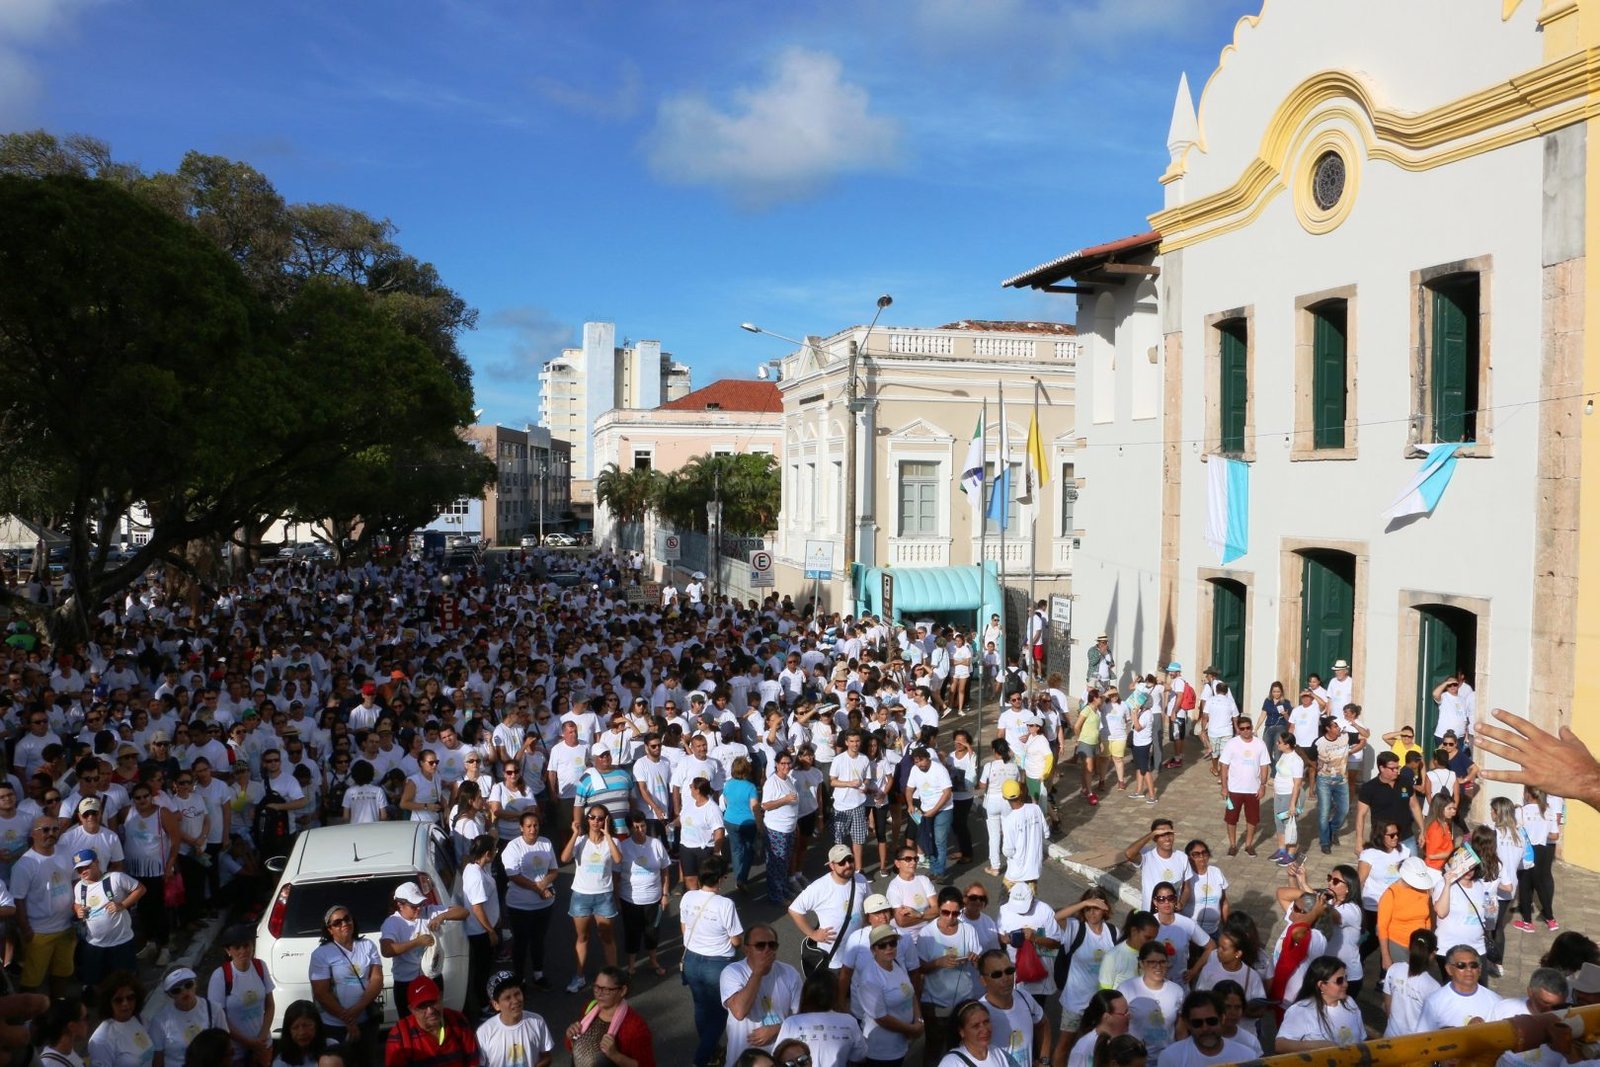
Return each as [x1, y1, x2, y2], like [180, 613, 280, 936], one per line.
[1223, 795, 1234, 811]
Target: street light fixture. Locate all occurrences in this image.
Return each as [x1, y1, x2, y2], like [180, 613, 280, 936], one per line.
[740, 294, 892, 612]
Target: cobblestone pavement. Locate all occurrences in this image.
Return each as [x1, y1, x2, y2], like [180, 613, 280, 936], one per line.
[1040, 732, 1598, 1001]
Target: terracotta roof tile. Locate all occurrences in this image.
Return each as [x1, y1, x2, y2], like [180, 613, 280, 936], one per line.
[658, 379, 782, 413]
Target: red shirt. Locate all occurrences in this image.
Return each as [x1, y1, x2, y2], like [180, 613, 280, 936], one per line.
[385, 1009, 480, 1067]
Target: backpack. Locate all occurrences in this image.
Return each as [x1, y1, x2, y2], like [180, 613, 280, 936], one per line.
[323, 772, 350, 821]
[1003, 667, 1027, 698]
[1054, 915, 1123, 987]
[1178, 680, 1197, 712]
[254, 787, 292, 853]
[222, 958, 265, 996]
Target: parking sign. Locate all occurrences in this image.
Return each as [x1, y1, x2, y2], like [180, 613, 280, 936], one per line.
[749, 549, 775, 588]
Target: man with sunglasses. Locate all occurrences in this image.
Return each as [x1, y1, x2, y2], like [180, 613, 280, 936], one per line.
[790, 845, 870, 979]
[977, 945, 1048, 1067]
[1158, 990, 1255, 1067]
[723, 923, 803, 1063]
[13, 816, 75, 995]
[1420, 945, 1507, 1028]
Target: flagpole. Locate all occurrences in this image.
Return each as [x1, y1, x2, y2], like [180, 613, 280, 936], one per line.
[996, 379, 1006, 737]
[977, 396, 987, 751]
[1028, 378, 1039, 692]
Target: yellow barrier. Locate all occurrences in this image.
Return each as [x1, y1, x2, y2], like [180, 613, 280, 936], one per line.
[1232, 1003, 1600, 1067]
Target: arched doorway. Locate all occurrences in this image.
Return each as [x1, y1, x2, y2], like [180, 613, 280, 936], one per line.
[1414, 604, 1478, 760]
[1299, 549, 1355, 688]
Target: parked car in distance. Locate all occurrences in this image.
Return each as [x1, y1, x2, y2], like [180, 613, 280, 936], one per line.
[544, 532, 578, 546]
[519, 534, 541, 548]
[258, 822, 467, 1035]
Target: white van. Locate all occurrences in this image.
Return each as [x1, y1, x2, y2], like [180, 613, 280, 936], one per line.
[257, 822, 469, 1033]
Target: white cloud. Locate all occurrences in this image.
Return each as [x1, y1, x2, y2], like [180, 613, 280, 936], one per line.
[0, 0, 104, 129]
[644, 47, 901, 208]
[481, 305, 576, 381]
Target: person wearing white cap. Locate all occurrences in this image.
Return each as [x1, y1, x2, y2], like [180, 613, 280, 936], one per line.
[379, 880, 469, 1017]
[997, 883, 1064, 1002]
[59, 797, 123, 874]
[790, 844, 869, 977]
[146, 967, 212, 1067]
[70, 846, 142, 992]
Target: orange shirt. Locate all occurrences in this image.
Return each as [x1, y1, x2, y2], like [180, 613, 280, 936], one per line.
[1377, 882, 1432, 949]
[1421, 821, 1454, 870]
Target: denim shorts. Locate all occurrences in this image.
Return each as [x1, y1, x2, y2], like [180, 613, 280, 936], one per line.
[569, 890, 618, 919]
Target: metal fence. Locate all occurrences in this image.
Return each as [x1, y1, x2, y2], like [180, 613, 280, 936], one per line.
[665, 528, 769, 603]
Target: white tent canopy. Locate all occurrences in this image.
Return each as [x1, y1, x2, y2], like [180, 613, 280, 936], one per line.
[0, 516, 65, 552]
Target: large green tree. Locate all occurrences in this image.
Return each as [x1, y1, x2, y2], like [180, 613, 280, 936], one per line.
[0, 174, 482, 640]
[594, 464, 663, 528]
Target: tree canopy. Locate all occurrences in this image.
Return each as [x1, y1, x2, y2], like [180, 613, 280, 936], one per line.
[0, 133, 494, 641]
[656, 453, 781, 536]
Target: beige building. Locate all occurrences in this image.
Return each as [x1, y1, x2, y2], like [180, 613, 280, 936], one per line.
[773, 320, 1079, 616]
[461, 424, 572, 546]
[591, 379, 784, 545]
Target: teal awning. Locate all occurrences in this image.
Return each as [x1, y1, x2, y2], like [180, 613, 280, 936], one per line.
[852, 561, 1003, 629]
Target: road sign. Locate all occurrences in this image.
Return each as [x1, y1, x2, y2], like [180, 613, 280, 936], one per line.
[803, 540, 834, 580]
[880, 572, 895, 621]
[749, 549, 775, 588]
[662, 535, 680, 562]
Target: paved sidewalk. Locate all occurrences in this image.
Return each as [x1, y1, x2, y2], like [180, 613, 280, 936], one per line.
[1041, 735, 1600, 997]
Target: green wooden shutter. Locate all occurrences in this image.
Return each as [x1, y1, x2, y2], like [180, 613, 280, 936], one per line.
[1219, 322, 1248, 454]
[1312, 303, 1347, 450]
[1210, 579, 1247, 695]
[1299, 551, 1355, 688]
[1430, 278, 1478, 443]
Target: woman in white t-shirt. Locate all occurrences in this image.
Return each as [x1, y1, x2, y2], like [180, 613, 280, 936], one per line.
[1117, 943, 1184, 1063]
[977, 739, 1023, 876]
[1380, 929, 1440, 1037]
[560, 803, 624, 995]
[1055, 890, 1121, 1031]
[1102, 694, 1130, 790]
[1277, 956, 1369, 1050]
[949, 729, 979, 865]
[1324, 863, 1366, 995]
[1357, 822, 1409, 918]
[864, 734, 894, 875]
[618, 810, 672, 977]
[762, 753, 801, 904]
[681, 855, 743, 1067]
[679, 776, 726, 892]
[937, 999, 1011, 1067]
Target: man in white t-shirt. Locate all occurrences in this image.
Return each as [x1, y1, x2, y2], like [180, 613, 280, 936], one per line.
[721, 923, 803, 1062]
[1160, 990, 1257, 1067]
[789, 845, 869, 972]
[1218, 717, 1269, 857]
[829, 730, 872, 871]
[1419, 945, 1506, 1028]
[905, 748, 954, 878]
[1123, 818, 1192, 910]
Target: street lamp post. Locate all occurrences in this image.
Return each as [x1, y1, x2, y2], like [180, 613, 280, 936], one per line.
[742, 294, 892, 613]
[707, 470, 722, 603]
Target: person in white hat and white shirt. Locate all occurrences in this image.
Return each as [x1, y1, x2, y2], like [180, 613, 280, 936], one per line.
[790, 844, 870, 977]
[1327, 661, 1354, 725]
[146, 967, 214, 1067]
[379, 880, 468, 1017]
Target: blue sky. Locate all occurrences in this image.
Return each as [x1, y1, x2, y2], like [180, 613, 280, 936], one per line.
[3, 0, 1244, 427]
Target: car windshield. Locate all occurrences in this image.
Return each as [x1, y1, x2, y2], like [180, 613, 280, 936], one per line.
[280, 874, 419, 939]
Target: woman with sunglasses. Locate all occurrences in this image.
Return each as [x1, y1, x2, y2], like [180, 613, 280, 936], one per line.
[118, 778, 175, 966]
[562, 803, 623, 995]
[1116, 942, 1183, 1064]
[308, 904, 383, 1057]
[146, 965, 213, 1067]
[488, 761, 537, 843]
[851, 924, 922, 1067]
[87, 970, 154, 1067]
[1322, 864, 1366, 996]
[1357, 821, 1408, 943]
[1276, 956, 1368, 1050]
[1054, 888, 1119, 1033]
[937, 998, 1010, 1067]
[1147, 881, 1212, 986]
[1061, 989, 1130, 1067]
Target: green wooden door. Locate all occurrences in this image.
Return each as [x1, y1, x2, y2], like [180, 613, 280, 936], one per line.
[1431, 277, 1478, 443]
[1211, 579, 1247, 696]
[1414, 605, 1477, 762]
[1299, 550, 1355, 688]
[1220, 322, 1248, 454]
[1312, 303, 1348, 450]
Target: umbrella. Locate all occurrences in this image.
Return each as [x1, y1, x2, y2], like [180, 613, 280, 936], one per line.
[690, 571, 707, 580]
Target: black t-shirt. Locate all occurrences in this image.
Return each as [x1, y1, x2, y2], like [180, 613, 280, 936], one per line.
[1358, 775, 1414, 831]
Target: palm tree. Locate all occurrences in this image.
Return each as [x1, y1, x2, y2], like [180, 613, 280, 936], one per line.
[657, 453, 779, 536]
[594, 463, 661, 528]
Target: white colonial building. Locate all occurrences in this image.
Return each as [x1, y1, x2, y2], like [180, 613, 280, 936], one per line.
[1007, 0, 1600, 866]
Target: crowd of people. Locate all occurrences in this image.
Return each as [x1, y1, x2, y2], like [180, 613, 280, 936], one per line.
[0, 545, 1588, 1067]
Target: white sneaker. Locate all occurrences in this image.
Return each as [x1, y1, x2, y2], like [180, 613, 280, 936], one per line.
[155, 948, 171, 967]
[565, 975, 587, 994]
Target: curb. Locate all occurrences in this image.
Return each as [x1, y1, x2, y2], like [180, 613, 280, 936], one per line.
[1047, 841, 1143, 911]
[138, 911, 229, 1018]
